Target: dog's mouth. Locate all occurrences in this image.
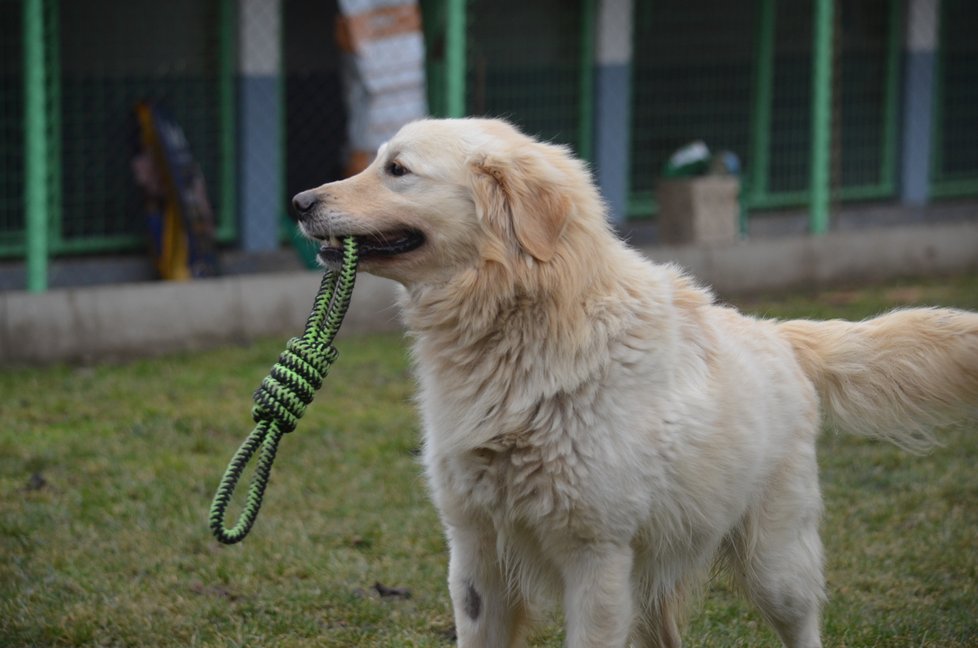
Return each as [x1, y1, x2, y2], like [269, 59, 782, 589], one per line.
[316, 229, 426, 265]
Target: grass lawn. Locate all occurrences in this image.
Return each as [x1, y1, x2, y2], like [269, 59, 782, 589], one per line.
[2, 273, 977, 647]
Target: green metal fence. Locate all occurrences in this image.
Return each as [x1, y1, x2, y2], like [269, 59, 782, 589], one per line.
[630, 0, 903, 220]
[2, 0, 58, 292]
[3, 0, 977, 292]
[1, 0, 236, 290]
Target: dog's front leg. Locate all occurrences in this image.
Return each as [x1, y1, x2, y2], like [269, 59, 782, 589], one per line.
[558, 542, 634, 648]
[448, 524, 529, 648]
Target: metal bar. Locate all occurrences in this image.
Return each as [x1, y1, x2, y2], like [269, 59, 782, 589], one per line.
[930, 178, 978, 198]
[445, 0, 467, 117]
[877, 0, 902, 195]
[23, 0, 49, 292]
[835, 183, 896, 201]
[46, 234, 144, 256]
[755, 185, 894, 210]
[748, 0, 775, 205]
[46, 0, 62, 252]
[809, 0, 833, 234]
[748, 191, 811, 210]
[628, 180, 898, 219]
[577, 0, 596, 162]
[627, 193, 655, 219]
[218, 0, 237, 242]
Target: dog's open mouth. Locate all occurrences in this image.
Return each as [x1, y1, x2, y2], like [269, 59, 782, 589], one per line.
[317, 229, 425, 264]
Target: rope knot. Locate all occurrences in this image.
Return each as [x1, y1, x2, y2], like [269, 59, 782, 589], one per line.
[251, 337, 339, 432]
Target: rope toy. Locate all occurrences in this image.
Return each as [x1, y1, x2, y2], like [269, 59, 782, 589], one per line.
[209, 238, 359, 544]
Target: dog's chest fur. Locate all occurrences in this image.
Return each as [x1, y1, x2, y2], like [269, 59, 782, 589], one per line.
[410, 298, 677, 539]
[437, 392, 593, 527]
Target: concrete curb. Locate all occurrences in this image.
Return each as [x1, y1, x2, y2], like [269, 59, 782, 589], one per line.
[0, 271, 402, 365]
[2, 222, 976, 365]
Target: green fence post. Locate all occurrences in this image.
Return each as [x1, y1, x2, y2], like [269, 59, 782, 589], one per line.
[809, 0, 833, 235]
[877, 0, 902, 196]
[46, 0, 61, 255]
[445, 0, 466, 118]
[748, 0, 775, 217]
[23, 0, 49, 292]
[577, 0, 596, 163]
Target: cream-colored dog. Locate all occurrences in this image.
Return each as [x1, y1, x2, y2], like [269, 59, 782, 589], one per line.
[293, 118, 978, 648]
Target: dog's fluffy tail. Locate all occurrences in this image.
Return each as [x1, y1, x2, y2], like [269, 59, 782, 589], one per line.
[778, 308, 978, 452]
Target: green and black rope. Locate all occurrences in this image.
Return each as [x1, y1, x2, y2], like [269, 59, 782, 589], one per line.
[209, 238, 359, 544]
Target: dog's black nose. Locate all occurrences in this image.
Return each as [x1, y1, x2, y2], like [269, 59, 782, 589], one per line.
[291, 190, 318, 219]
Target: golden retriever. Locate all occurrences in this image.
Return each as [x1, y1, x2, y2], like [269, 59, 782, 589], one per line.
[292, 118, 978, 648]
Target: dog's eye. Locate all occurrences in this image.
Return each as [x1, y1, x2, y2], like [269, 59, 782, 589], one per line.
[386, 161, 409, 177]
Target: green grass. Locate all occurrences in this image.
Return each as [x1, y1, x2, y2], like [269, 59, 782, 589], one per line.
[2, 273, 977, 647]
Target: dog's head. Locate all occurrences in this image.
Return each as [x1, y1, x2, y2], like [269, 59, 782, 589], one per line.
[292, 118, 605, 287]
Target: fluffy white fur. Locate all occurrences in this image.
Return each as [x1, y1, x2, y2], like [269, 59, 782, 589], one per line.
[293, 118, 978, 648]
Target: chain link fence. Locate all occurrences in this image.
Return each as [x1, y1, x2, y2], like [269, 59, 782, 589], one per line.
[629, 0, 755, 215]
[630, 0, 903, 217]
[464, 0, 592, 159]
[2, 0, 230, 256]
[65, 0, 231, 255]
[283, 0, 348, 208]
[0, 0, 23, 254]
[2, 0, 976, 289]
[933, 0, 978, 197]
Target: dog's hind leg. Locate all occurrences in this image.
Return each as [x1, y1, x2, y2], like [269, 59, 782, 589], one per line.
[723, 450, 826, 648]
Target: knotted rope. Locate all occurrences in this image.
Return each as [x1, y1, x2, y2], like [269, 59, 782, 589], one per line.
[209, 238, 358, 544]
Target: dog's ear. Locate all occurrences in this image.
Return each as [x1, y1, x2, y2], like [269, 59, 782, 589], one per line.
[469, 148, 570, 262]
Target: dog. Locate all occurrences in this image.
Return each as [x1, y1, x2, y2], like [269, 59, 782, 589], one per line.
[292, 118, 978, 648]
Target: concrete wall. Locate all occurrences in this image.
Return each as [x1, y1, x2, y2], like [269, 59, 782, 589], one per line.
[0, 271, 402, 365]
[2, 221, 977, 365]
[654, 220, 978, 295]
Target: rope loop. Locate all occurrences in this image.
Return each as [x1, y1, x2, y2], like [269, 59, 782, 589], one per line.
[209, 237, 358, 544]
[208, 421, 284, 544]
